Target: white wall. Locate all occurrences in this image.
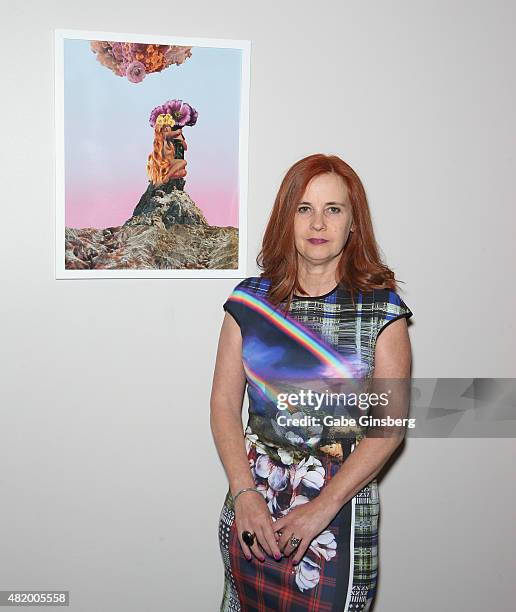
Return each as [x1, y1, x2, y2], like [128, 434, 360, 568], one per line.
[1, 1, 515, 610]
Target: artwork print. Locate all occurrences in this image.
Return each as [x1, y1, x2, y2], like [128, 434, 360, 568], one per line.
[54, 29, 250, 278]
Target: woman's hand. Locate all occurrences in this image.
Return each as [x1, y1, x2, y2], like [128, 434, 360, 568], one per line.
[234, 491, 283, 562]
[272, 498, 339, 565]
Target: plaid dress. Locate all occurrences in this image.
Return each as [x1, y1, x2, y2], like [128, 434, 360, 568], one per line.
[218, 276, 413, 612]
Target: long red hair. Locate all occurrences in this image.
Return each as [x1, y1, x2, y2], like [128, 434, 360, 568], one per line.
[256, 153, 405, 310]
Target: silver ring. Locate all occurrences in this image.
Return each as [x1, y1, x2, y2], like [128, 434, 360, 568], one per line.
[289, 535, 301, 548]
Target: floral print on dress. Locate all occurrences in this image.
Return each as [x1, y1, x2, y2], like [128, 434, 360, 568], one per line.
[245, 425, 338, 593]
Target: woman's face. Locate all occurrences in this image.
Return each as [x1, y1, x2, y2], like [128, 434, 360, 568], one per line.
[293, 172, 354, 264]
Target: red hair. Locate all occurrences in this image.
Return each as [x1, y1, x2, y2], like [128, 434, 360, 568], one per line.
[256, 153, 405, 310]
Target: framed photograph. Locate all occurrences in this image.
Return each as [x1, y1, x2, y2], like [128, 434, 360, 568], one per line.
[54, 29, 250, 278]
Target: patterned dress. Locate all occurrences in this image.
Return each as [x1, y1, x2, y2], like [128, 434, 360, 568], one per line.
[218, 276, 413, 612]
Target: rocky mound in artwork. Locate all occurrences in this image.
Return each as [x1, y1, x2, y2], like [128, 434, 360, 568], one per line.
[64, 186, 238, 270]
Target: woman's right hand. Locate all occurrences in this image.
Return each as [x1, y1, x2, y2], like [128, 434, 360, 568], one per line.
[234, 491, 283, 562]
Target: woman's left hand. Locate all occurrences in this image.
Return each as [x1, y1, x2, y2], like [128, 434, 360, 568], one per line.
[272, 497, 339, 564]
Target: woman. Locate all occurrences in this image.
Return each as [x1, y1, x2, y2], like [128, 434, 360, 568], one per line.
[146, 112, 188, 186]
[211, 153, 413, 611]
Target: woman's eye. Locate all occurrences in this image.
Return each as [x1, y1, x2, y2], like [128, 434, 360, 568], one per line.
[297, 205, 342, 214]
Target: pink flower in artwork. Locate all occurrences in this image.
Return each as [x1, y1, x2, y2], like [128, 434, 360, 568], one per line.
[148, 99, 198, 128]
[126, 60, 146, 83]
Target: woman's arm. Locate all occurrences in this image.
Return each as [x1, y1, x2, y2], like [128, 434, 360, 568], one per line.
[313, 316, 412, 514]
[210, 313, 254, 497]
[211, 313, 283, 561]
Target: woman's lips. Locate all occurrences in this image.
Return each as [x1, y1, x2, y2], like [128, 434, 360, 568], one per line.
[308, 238, 328, 245]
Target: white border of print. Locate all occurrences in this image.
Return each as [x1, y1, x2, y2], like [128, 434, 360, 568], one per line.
[54, 28, 249, 279]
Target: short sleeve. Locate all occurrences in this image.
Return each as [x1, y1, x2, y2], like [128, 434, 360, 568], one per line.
[375, 290, 413, 341]
[222, 280, 247, 331]
[223, 298, 242, 329]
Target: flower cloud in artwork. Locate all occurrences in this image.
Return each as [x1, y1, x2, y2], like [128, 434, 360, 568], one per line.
[90, 41, 192, 83]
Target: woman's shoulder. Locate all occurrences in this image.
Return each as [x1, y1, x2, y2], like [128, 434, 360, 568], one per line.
[228, 275, 272, 297]
[222, 276, 272, 331]
[369, 286, 413, 321]
[351, 286, 413, 319]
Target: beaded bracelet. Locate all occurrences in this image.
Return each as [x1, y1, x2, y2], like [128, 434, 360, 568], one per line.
[232, 487, 263, 505]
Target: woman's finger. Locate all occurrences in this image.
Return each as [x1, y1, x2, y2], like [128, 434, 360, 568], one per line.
[280, 529, 303, 557]
[272, 519, 284, 535]
[284, 534, 303, 559]
[240, 524, 265, 561]
[236, 528, 253, 561]
[291, 540, 309, 565]
[262, 522, 283, 559]
[277, 529, 294, 554]
[250, 539, 265, 562]
[256, 527, 273, 557]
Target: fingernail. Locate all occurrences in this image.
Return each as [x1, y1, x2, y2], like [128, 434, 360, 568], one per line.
[274, 553, 281, 560]
[246, 555, 251, 561]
